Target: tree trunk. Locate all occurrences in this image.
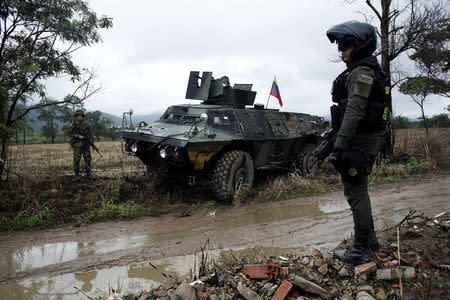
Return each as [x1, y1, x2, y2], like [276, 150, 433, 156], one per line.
[23, 127, 26, 144]
[380, 0, 395, 156]
[0, 132, 9, 179]
[421, 104, 429, 137]
[51, 117, 54, 144]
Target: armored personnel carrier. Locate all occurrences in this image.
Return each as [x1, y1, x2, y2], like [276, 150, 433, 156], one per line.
[122, 71, 326, 202]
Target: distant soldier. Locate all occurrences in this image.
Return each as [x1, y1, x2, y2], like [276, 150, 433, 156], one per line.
[68, 110, 94, 180]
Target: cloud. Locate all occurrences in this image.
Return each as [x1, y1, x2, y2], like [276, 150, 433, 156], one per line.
[44, 0, 449, 119]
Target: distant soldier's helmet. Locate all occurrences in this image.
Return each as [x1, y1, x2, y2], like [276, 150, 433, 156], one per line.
[74, 109, 85, 117]
[326, 21, 377, 60]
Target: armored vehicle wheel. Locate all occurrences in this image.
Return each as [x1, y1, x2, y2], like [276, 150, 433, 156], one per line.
[212, 150, 254, 203]
[297, 143, 319, 175]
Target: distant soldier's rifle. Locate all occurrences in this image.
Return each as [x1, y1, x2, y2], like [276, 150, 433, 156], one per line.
[74, 123, 103, 157]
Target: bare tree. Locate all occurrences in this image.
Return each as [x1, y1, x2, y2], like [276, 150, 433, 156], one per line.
[343, 0, 446, 154]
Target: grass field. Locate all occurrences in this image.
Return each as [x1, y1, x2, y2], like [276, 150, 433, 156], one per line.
[0, 128, 448, 231]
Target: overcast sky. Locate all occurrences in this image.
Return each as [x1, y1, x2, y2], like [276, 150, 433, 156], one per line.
[47, 0, 449, 119]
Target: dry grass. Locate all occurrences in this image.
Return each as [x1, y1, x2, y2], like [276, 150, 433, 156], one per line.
[1, 128, 449, 231]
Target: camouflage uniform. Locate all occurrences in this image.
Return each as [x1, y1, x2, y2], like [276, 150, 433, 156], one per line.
[333, 62, 383, 236]
[68, 119, 93, 176]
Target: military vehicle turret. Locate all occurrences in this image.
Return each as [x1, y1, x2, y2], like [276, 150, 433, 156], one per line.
[122, 71, 327, 202]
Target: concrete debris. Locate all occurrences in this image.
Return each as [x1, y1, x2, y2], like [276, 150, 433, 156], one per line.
[237, 282, 260, 300]
[357, 285, 375, 296]
[356, 291, 376, 300]
[376, 268, 402, 280]
[174, 282, 196, 300]
[338, 267, 350, 277]
[290, 275, 332, 300]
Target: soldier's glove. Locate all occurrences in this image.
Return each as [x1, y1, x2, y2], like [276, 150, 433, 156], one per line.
[330, 148, 344, 173]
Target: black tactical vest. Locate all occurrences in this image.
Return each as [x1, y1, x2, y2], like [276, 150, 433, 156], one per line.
[331, 58, 389, 133]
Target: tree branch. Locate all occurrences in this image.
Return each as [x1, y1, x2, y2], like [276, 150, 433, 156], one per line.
[366, 0, 382, 21]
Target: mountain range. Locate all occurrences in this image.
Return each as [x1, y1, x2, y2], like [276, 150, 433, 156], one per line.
[25, 110, 162, 132]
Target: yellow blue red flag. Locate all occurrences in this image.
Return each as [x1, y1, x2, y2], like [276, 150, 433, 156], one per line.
[269, 76, 283, 107]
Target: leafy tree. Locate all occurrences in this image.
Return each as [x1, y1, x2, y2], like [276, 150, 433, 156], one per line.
[57, 96, 84, 133]
[409, 17, 450, 97]
[428, 113, 450, 128]
[0, 0, 112, 178]
[37, 101, 61, 143]
[393, 115, 410, 129]
[85, 110, 116, 141]
[399, 76, 447, 136]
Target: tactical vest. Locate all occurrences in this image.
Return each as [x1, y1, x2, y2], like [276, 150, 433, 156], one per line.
[331, 60, 389, 133]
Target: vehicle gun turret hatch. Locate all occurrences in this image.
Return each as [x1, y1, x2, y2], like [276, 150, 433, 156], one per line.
[185, 71, 256, 108]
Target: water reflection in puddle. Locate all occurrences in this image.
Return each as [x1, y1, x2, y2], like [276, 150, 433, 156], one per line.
[0, 252, 216, 300]
[0, 198, 350, 299]
[0, 235, 150, 277]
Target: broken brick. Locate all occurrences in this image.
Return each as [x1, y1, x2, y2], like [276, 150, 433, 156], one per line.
[392, 252, 409, 265]
[354, 262, 377, 276]
[243, 263, 280, 280]
[272, 280, 293, 300]
[200, 292, 208, 300]
[313, 248, 324, 257]
[331, 264, 341, 271]
[323, 277, 332, 286]
[137, 293, 148, 300]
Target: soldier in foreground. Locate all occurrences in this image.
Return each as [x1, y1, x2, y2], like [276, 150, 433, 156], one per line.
[323, 21, 388, 263]
[68, 110, 94, 180]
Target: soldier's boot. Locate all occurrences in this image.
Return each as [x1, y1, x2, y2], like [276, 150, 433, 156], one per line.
[368, 217, 380, 250]
[74, 171, 81, 181]
[333, 228, 371, 264]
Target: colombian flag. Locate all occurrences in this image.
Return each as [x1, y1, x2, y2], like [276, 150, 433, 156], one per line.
[270, 76, 283, 107]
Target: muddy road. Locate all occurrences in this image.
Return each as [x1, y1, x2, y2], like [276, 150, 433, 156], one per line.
[0, 173, 449, 298]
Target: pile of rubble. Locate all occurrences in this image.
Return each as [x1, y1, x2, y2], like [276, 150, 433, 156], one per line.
[103, 212, 448, 300]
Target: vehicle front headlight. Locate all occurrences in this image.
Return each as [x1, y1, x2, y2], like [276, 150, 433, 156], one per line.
[131, 143, 138, 153]
[159, 148, 167, 158]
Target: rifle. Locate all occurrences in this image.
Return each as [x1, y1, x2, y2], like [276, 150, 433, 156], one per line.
[74, 123, 103, 157]
[312, 104, 341, 161]
[84, 134, 103, 157]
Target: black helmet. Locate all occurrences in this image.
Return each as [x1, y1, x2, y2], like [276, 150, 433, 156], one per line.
[74, 109, 85, 117]
[326, 21, 377, 60]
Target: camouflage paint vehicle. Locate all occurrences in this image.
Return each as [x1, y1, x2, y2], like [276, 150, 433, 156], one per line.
[122, 72, 327, 202]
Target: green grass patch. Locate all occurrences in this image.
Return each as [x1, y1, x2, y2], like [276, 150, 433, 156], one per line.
[0, 206, 54, 231]
[405, 157, 430, 174]
[85, 200, 146, 222]
[369, 175, 404, 185]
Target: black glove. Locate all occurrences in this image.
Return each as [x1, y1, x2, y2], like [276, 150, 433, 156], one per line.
[330, 148, 344, 172]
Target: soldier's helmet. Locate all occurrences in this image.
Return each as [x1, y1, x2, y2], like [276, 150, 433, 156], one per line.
[74, 109, 85, 117]
[326, 21, 377, 60]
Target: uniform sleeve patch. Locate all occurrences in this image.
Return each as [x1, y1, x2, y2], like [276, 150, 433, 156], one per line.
[354, 74, 374, 98]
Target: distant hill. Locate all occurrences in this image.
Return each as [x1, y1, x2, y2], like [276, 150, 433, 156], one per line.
[25, 110, 163, 132]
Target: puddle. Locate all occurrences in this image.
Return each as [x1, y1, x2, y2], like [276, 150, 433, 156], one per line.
[0, 236, 150, 277]
[0, 199, 350, 299]
[0, 251, 221, 300]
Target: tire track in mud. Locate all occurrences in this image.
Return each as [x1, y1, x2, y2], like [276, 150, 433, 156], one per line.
[0, 173, 448, 283]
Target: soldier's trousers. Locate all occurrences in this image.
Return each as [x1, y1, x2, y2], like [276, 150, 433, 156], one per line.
[73, 146, 91, 173]
[342, 174, 373, 232]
